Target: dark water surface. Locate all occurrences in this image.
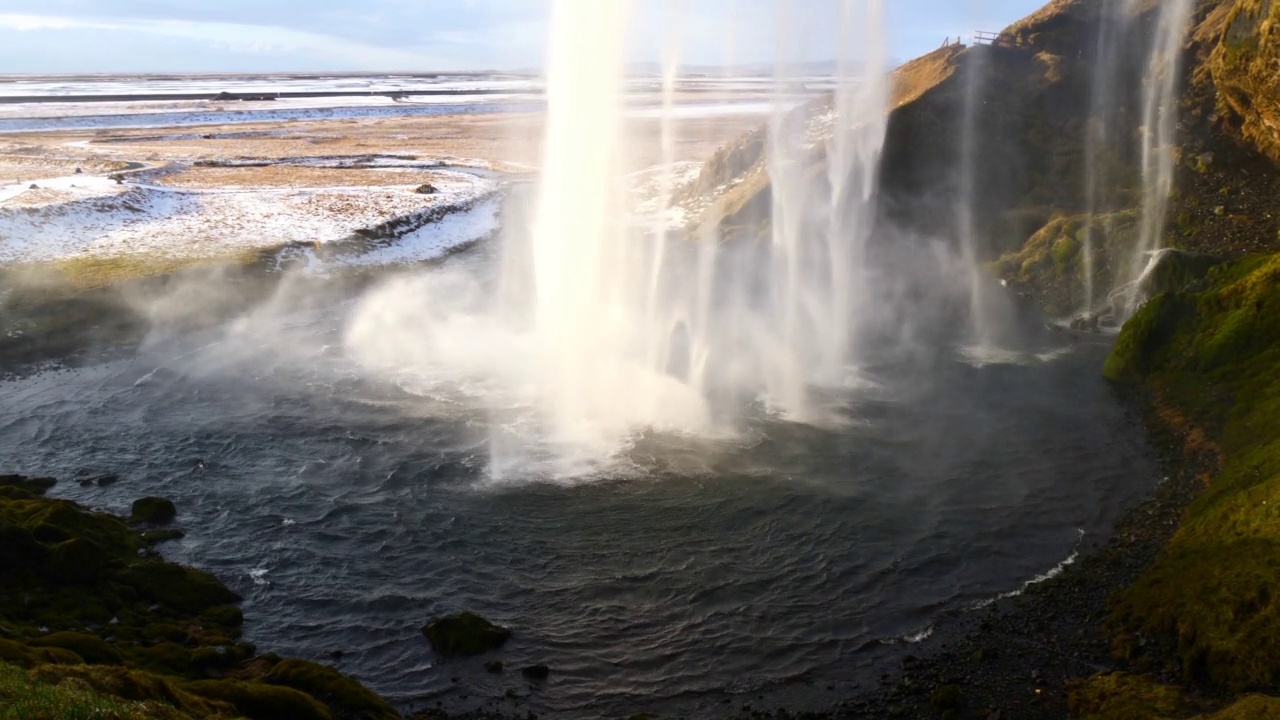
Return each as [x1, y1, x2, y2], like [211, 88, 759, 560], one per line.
[0, 276, 1156, 717]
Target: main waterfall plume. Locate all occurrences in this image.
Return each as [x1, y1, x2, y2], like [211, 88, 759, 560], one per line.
[345, 0, 891, 477]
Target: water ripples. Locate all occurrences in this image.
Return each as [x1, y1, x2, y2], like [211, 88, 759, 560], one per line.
[0, 327, 1158, 717]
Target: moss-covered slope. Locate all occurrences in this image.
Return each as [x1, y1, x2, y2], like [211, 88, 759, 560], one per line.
[1082, 253, 1280, 716]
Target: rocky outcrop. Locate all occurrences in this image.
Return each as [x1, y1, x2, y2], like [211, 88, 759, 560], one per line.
[1210, 0, 1280, 164]
[422, 612, 511, 658]
[0, 473, 398, 720]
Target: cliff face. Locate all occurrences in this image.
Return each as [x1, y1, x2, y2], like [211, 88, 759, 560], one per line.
[1211, 0, 1280, 164]
[686, 0, 1280, 314]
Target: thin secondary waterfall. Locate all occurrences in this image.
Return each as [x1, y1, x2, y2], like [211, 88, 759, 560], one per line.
[1080, 0, 1135, 315]
[957, 43, 991, 345]
[1109, 0, 1195, 319]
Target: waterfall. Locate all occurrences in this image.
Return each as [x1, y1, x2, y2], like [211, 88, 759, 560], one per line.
[348, 0, 892, 477]
[1106, 0, 1195, 320]
[957, 43, 992, 346]
[511, 0, 888, 464]
[1080, 0, 1136, 316]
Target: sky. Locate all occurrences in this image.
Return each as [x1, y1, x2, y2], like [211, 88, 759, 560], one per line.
[0, 1, 1050, 75]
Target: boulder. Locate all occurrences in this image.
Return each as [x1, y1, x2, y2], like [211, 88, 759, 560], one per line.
[28, 631, 124, 666]
[141, 529, 186, 545]
[421, 612, 511, 657]
[266, 659, 399, 720]
[118, 561, 240, 614]
[130, 497, 177, 525]
[931, 683, 962, 711]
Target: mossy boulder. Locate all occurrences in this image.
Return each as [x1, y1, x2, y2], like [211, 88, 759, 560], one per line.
[28, 631, 124, 666]
[267, 659, 399, 720]
[48, 537, 118, 584]
[0, 637, 84, 667]
[0, 475, 56, 495]
[187, 678, 334, 720]
[140, 641, 194, 675]
[130, 497, 177, 525]
[422, 612, 511, 658]
[118, 561, 241, 615]
[30, 662, 238, 716]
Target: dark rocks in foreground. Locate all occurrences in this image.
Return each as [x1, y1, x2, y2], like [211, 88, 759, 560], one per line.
[0, 472, 400, 720]
[422, 612, 511, 657]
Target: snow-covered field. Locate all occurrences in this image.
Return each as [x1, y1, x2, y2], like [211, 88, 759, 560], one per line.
[0, 166, 499, 266]
[0, 72, 788, 275]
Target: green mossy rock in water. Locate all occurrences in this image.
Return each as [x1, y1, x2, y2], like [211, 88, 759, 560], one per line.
[422, 611, 511, 657]
[0, 479, 395, 717]
[129, 497, 177, 525]
[119, 561, 241, 615]
[266, 659, 399, 720]
[27, 631, 123, 666]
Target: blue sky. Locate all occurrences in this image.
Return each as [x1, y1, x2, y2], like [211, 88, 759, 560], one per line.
[0, 1, 1049, 74]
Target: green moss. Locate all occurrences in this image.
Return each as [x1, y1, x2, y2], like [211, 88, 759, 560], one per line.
[1105, 253, 1280, 691]
[1201, 695, 1280, 719]
[186, 679, 333, 720]
[1068, 673, 1193, 719]
[0, 661, 205, 720]
[267, 659, 398, 720]
[28, 632, 124, 666]
[118, 561, 241, 615]
[30, 663, 241, 718]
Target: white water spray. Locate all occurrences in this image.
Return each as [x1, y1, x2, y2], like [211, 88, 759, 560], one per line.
[348, 0, 891, 477]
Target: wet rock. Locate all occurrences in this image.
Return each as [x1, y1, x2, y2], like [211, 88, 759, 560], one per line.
[94, 474, 120, 487]
[1069, 313, 1099, 332]
[484, 660, 504, 673]
[521, 664, 550, 681]
[141, 529, 186, 545]
[930, 684, 962, 712]
[129, 497, 176, 525]
[421, 612, 511, 657]
[118, 561, 240, 614]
